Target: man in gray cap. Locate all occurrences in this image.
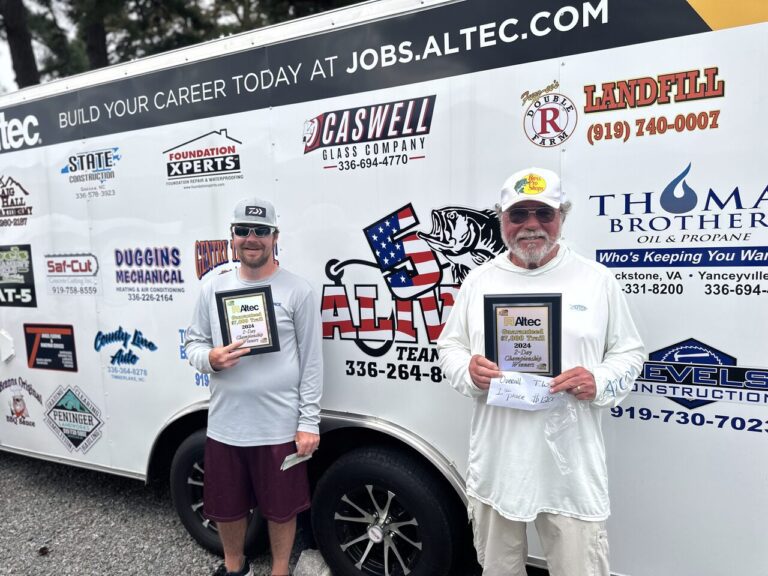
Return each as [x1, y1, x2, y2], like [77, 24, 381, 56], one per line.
[437, 168, 644, 576]
[185, 197, 323, 576]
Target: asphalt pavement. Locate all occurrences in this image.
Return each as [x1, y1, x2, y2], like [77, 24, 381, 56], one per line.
[0, 450, 308, 576]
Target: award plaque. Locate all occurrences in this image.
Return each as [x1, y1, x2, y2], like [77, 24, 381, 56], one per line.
[215, 286, 280, 356]
[484, 294, 561, 377]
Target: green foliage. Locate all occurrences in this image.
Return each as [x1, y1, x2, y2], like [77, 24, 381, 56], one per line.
[1, 0, 362, 86]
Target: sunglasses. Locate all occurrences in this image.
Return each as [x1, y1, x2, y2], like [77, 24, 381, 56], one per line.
[232, 225, 274, 238]
[507, 207, 558, 224]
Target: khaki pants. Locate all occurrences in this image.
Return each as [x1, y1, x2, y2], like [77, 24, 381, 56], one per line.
[469, 497, 610, 576]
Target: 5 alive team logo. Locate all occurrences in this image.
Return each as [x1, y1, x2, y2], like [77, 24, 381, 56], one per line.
[44, 386, 103, 453]
[303, 96, 435, 170]
[521, 80, 577, 148]
[0, 174, 33, 227]
[636, 338, 768, 409]
[0, 244, 37, 307]
[589, 163, 768, 245]
[164, 129, 243, 188]
[322, 203, 505, 353]
[1, 376, 42, 427]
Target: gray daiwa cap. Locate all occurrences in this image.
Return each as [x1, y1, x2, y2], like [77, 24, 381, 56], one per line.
[231, 197, 278, 228]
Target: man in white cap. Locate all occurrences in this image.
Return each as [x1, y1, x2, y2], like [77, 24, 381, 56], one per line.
[185, 197, 323, 576]
[437, 168, 644, 576]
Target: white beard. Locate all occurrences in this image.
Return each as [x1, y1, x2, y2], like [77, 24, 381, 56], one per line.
[508, 231, 558, 268]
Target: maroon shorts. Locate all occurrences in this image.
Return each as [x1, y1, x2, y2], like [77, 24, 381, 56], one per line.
[203, 437, 310, 523]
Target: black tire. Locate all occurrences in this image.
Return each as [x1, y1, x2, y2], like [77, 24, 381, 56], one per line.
[169, 429, 267, 556]
[312, 446, 462, 576]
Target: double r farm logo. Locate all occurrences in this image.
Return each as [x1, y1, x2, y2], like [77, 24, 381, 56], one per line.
[521, 80, 577, 147]
[164, 129, 243, 189]
[303, 96, 435, 171]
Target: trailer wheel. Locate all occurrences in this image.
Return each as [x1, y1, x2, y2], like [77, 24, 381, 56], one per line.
[170, 429, 267, 556]
[312, 446, 460, 576]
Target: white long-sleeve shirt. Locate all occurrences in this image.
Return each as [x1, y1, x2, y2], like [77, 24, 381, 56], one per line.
[438, 244, 644, 521]
[185, 267, 323, 446]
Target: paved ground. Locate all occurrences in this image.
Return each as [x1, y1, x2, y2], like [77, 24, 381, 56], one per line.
[0, 450, 307, 576]
[0, 449, 550, 576]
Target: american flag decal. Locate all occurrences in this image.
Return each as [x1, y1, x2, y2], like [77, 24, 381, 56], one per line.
[363, 204, 441, 300]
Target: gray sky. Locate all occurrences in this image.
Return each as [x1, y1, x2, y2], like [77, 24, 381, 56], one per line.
[0, 42, 18, 94]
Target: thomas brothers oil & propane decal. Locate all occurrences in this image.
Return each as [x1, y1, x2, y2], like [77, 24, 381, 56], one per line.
[60, 146, 121, 200]
[94, 326, 157, 383]
[303, 95, 435, 171]
[1, 376, 42, 428]
[592, 164, 768, 293]
[164, 129, 243, 189]
[609, 338, 768, 435]
[44, 386, 103, 453]
[322, 202, 504, 379]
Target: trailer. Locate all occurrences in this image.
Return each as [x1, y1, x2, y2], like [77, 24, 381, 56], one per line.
[1, 1, 766, 574]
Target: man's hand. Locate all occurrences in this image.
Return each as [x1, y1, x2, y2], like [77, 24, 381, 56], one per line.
[295, 431, 320, 457]
[469, 354, 501, 390]
[549, 366, 597, 401]
[208, 340, 249, 371]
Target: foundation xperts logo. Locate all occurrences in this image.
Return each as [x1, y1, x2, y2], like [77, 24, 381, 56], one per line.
[45, 386, 103, 453]
[1, 377, 42, 427]
[322, 204, 505, 353]
[24, 324, 78, 372]
[636, 338, 768, 409]
[195, 240, 240, 279]
[164, 129, 242, 188]
[0, 244, 37, 307]
[303, 96, 435, 170]
[0, 175, 33, 227]
[590, 163, 768, 251]
[521, 81, 577, 147]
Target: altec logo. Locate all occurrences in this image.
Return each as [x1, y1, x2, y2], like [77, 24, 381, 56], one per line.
[0, 113, 40, 151]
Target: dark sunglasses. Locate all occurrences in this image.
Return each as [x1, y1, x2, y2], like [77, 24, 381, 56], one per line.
[232, 225, 274, 238]
[507, 206, 557, 224]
